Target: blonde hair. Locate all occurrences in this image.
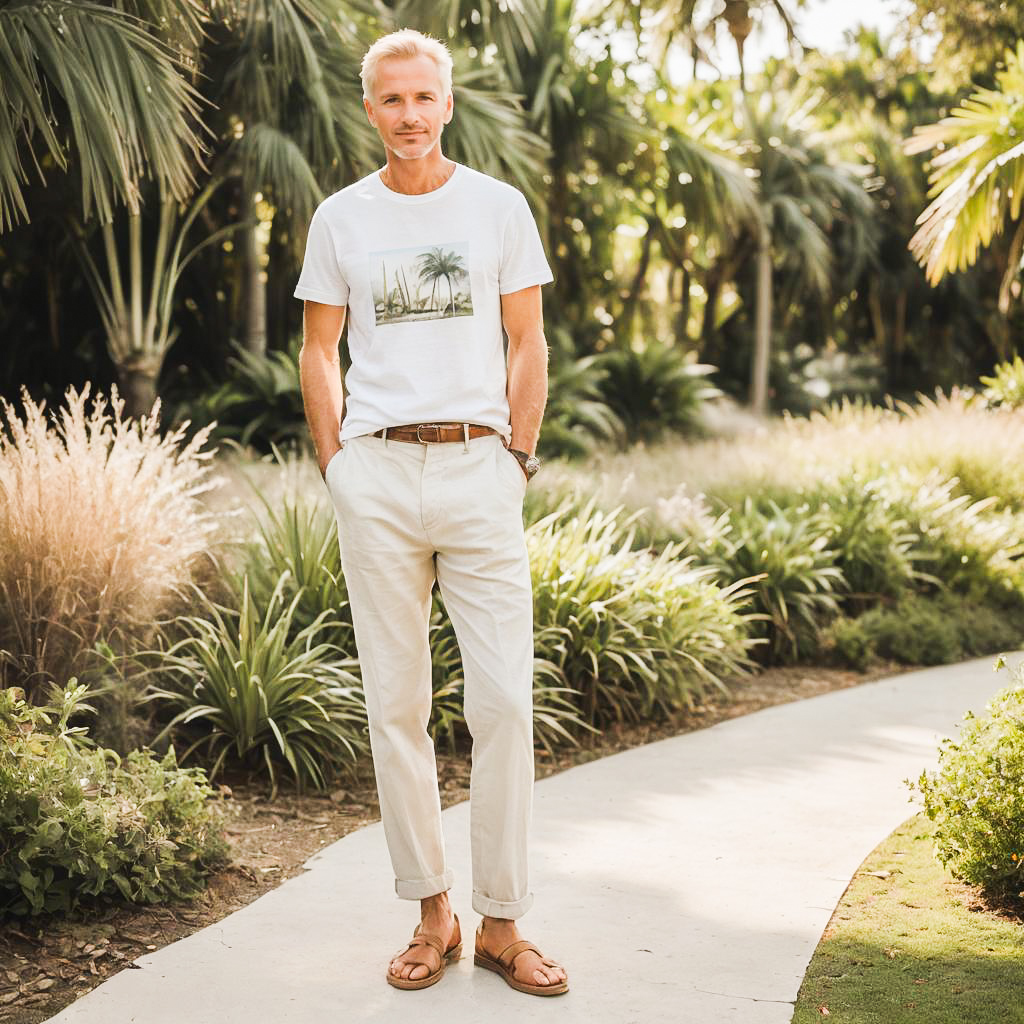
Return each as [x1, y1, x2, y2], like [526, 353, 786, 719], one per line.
[360, 29, 454, 101]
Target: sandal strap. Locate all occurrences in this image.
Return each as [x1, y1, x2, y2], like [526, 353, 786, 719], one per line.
[404, 933, 444, 962]
[497, 939, 542, 970]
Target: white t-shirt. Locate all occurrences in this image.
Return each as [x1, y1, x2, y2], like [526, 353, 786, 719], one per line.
[294, 163, 553, 442]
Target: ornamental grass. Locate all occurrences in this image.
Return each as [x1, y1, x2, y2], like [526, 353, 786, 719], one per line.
[0, 386, 216, 699]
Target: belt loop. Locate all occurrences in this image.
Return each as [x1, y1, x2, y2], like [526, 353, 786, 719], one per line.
[463, 423, 470, 452]
[383, 426, 389, 448]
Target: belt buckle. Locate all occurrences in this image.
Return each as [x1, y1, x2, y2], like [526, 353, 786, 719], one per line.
[416, 423, 443, 444]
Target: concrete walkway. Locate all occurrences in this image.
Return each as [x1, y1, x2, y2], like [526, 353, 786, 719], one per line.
[45, 655, 1017, 1024]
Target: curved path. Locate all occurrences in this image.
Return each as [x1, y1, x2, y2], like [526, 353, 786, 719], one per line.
[45, 655, 1016, 1023]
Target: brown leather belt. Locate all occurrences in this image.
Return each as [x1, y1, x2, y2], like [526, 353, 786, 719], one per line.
[371, 422, 498, 444]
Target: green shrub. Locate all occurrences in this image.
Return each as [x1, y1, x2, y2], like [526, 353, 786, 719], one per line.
[800, 475, 924, 606]
[0, 386, 216, 699]
[911, 657, 1024, 898]
[527, 501, 756, 730]
[890, 470, 1024, 607]
[599, 343, 720, 446]
[0, 684, 228, 917]
[170, 339, 307, 452]
[146, 577, 368, 797]
[825, 594, 1024, 671]
[705, 499, 845, 664]
[825, 595, 961, 669]
[826, 614, 874, 672]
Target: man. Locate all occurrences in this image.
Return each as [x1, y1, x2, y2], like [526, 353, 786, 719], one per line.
[294, 28, 568, 997]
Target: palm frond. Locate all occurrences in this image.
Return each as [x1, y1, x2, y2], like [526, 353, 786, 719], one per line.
[664, 119, 762, 241]
[0, 0, 206, 231]
[446, 64, 549, 205]
[232, 123, 323, 221]
[905, 40, 1024, 285]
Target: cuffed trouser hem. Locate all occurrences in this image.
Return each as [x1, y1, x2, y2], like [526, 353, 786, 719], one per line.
[472, 890, 534, 919]
[395, 870, 455, 901]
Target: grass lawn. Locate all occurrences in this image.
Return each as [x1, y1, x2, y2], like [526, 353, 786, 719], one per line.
[793, 814, 1024, 1024]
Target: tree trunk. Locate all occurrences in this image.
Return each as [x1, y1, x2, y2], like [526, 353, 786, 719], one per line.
[241, 194, 267, 356]
[619, 220, 655, 342]
[750, 237, 772, 415]
[117, 360, 160, 419]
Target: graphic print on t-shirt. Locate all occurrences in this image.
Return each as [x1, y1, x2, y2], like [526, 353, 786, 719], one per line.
[369, 242, 474, 326]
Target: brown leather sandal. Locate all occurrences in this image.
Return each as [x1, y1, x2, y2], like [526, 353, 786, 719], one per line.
[473, 927, 569, 996]
[385, 913, 462, 990]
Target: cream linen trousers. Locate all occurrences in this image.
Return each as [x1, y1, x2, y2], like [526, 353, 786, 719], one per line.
[324, 431, 535, 919]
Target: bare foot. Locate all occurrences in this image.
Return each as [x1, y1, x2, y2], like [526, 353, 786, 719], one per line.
[388, 892, 459, 983]
[476, 917, 568, 989]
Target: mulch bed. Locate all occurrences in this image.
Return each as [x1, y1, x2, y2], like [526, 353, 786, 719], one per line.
[0, 663, 906, 1022]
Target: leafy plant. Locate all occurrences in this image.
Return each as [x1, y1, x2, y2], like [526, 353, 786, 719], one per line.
[599, 343, 720, 446]
[528, 501, 756, 730]
[911, 656, 1024, 898]
[706, 499, 845, 663]
[890, 469, 1024, 608]
[146, 577, 368, 797]
[0, 683, 228, 917]
[170, 339, 308, 452]
[0, 385, 216, 699]
[235, 489, 353, 652]
[800, 475, 926, 607]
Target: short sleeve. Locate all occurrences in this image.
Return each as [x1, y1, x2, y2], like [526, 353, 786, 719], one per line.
[498, 192, 554, 295]
[293, 205, 350, 305]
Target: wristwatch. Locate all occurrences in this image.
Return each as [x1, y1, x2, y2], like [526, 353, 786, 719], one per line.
[508, 448, 541, 480]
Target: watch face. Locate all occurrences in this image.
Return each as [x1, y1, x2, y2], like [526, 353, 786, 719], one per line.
[525, 455, 541, 479]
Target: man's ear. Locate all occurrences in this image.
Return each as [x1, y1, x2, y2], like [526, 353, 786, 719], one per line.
[443, 90, 454, 126]
[364, 96, 375, 126]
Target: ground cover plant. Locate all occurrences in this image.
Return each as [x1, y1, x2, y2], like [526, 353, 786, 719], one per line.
[793, 814, 1024, 1024]
[0, 684, 228, 918]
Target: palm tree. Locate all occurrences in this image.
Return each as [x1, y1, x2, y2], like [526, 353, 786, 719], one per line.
[905, 41, 1024, 322]
[16, 1, 383, 414]
[417, 248, 467, 315]
[633, 0, 805, 92]
[721, 89, 876, 413]
[491, 0, 645, 324]
[210, 0, 380, 356]
[0, 0, 204, 232]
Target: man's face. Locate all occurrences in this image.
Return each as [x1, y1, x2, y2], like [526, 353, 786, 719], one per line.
[364, 55, 454, 162]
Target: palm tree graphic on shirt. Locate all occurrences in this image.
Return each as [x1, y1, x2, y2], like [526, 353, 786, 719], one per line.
[417, 247, 467, 316]
[370, 241, 474, 325]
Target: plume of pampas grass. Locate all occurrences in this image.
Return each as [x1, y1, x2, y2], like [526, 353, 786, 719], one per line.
[0, 385, 217, 697]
